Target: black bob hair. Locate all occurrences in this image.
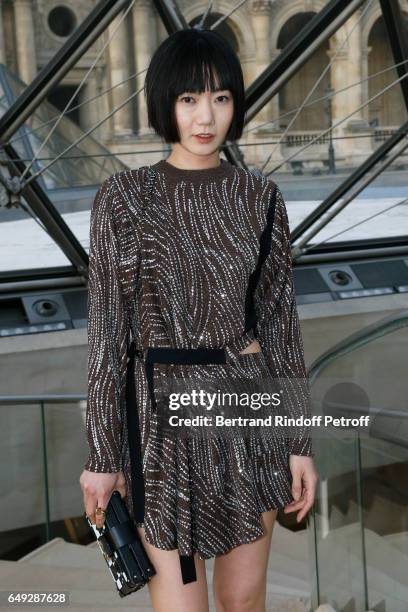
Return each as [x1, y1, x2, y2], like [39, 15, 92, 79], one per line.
[144, 28, 245, 143]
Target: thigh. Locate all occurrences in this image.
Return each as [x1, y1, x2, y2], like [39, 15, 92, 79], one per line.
[136, 526, 209, 612]
[212, 509, 278, 607]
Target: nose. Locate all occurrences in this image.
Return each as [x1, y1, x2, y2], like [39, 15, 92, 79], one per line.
[195, 97, 215, 126]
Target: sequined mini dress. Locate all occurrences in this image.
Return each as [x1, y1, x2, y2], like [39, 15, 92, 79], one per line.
[84, 158, 313, 564]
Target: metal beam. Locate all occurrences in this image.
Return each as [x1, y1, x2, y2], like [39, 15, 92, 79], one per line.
[293, 238, 408, 265]
[292, 130, 408, 257]
[151, 0, 188, 32]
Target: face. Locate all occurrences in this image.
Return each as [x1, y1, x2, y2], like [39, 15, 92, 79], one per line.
[172, 86, 234, 160]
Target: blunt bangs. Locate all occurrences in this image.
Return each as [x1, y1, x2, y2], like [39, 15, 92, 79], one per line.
[144, 28, 245, 143]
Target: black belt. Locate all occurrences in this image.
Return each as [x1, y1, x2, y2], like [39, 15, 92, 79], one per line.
[125, 342, 228, 585]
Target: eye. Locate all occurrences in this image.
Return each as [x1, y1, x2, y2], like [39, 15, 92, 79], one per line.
[216, 95, 230, 103]
[180, 96, 195, 104]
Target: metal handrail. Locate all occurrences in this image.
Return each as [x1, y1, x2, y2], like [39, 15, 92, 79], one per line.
[308, 308, 408, 384]
[0, 394, 85, 404]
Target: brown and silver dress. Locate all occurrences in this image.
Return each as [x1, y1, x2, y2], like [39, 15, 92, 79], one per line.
[84, 158, 314, 583]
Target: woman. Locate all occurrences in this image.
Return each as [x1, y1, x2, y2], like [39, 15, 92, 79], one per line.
[80, 27, 318, 612]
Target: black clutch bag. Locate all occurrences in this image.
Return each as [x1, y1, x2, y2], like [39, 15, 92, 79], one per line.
[86, 490, 156, 597]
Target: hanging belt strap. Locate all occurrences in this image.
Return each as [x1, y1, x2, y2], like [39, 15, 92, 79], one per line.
[125, 166, 155, 528]
[244, 184, 277, 334]
[127, 347, 213, 585]
[126, 352, 145, 527]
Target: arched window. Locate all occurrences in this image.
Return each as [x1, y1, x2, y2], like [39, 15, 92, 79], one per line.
[277, 12, 330, 131]
[367, 17, 405, 128]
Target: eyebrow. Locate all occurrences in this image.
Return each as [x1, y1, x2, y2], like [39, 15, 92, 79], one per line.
[180, 89, 229, 94]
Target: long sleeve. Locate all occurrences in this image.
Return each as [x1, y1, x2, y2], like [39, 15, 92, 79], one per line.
[254, 184, 314, 457]
[83, 176, 130, 472]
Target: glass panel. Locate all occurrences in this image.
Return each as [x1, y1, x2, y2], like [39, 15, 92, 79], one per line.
[1, 0, 405, 278]
[0, 403, 48, 558]
[242, 0, 408, 247]
[0, 399, 89, 560]
[45, 401, 89, 532]
[307, 404, 366, 609]
[310, 324, 408, 611]
[0, 62, 128, 273]
[5, 70, 127, 190]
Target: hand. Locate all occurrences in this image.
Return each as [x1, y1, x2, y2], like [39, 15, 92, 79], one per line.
[79, 469, 126, 530]
[283, 455, 318, 523]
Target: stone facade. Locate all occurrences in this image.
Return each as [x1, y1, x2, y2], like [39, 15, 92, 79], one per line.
[1, 0, 407, 172]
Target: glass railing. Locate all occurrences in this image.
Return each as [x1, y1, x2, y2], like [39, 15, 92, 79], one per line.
[0, 394, 91, 559]
[307, 309, 408, 612]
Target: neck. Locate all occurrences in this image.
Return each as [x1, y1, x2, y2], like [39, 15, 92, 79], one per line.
[166, 147, 221, 171]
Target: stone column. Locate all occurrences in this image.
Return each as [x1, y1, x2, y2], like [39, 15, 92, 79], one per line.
[361, 46, 371, 123]
[250, 0, 274, 130]
[92, 65, 110, 142]
[132, 0, 155, 136]
[329, 9, 371, 163]
[327, 47, 352, 162]
[268, 49, 280, 128]
[107, 12, 133, 136]
[327, 47, 349, 130]
[13, 0, 37, 84]
[79, 73, 103, 137]
[344, 9, 365, 123]
[0, 2, 6, 65]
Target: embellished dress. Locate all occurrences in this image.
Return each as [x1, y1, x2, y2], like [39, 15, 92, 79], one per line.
[83, 158, 314, 582]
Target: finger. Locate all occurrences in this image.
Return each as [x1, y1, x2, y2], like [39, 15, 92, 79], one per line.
[297, 505, 311, 522]
[95, 492, 112, 529]
[296, 474, 318, 521]
[283, 490, 306, 512]
[291, 471, 303, 502]
[117, 482, 127, 499]
[95, 506, 107, 530]
[95, 498, 109, 529]
[296, 489, 314, 522]
[284, 491, 305, 507]
[84, 493, 97, 525]
[283, 497, 305, 513]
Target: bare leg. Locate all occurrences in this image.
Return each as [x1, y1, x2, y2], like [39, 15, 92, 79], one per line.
[136, 525, 209, 612]
[212, 508, 278, 612]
